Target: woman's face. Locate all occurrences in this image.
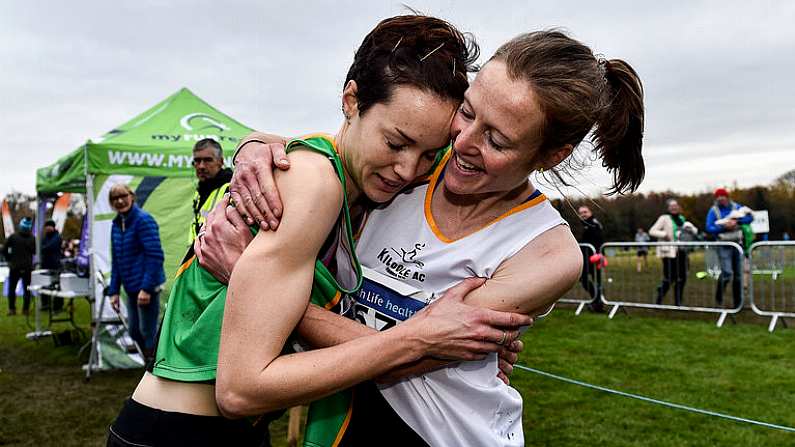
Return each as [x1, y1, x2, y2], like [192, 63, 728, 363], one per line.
[341, 84, 457, 203]
[110, 188, 134, 214]
[446, 59, 546, 197]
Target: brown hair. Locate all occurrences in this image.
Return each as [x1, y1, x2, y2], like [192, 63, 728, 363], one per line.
[345, 14, 478, 115]
[491, 30, 645, 194]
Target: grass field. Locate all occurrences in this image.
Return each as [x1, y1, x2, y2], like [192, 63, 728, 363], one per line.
[0, 298, 793, 446]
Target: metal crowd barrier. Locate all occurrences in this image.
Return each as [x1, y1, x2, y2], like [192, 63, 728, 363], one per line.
[599, 241, 746, 327]
[559, 243, 599, 315]
[748, 241, 795, 332]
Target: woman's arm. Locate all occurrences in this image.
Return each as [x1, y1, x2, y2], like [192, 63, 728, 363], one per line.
[107, 230, 121, 296]
[216, 150, 530, 417]
[648, 215, 668, 240]
[138, 216, 165, 294]
[217, 149, 345, 417]
[199, 203, 527, 385]
[296, 296, 525, 385]
[462, 225, 583, 316]
[372, 226, 579, 382]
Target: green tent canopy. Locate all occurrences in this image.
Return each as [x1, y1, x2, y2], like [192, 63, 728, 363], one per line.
[37, 87, 253, 193]
[35, 88, 254, 372]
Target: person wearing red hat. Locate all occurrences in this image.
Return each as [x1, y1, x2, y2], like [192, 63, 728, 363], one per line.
[705, 188, 753, 308]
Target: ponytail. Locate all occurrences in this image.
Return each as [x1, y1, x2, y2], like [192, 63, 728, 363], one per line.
[595, 59, 645, 194]
[492, 30, 646, 195]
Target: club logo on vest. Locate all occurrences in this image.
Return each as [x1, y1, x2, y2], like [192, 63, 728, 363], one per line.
[376, 243, 426, 282]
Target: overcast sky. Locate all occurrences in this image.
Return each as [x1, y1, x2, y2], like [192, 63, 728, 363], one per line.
[2, 1, 794, 200]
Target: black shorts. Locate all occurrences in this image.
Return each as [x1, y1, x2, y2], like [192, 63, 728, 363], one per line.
[107, 398, 271, 447]
[637, 249, 648, 257]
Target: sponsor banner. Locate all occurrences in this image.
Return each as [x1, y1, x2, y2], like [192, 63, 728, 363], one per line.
[750, 210, 770, 234]
[52, 193, 71, 233]
[88, 145, 234, 177]
[1, 199, 13, 238]
[350, 269, 433, 331]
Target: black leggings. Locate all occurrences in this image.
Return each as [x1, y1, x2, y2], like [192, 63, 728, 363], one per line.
[107, 398, 270, 447]
[657, 253, 689, 306]
[6, 268, 31, 311]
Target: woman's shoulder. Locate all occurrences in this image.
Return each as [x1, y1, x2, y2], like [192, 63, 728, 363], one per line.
[276, 149, 343, 208]
[135, 208, 159, 227]
[652, 214, 669, 225]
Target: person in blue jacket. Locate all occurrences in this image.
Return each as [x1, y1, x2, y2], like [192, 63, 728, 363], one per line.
[705, 187, 752, 308]
[107, 183, 165, 360]
[40, 219, 63, 311]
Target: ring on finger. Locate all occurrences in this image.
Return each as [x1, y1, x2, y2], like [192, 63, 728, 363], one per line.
[498, 330, 508, 346]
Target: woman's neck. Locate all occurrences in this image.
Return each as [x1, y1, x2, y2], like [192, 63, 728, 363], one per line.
[335, 126, 362, 206]
[432, 179, 534, 239]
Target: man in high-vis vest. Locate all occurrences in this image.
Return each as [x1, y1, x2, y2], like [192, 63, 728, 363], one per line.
[190, 138, 232, 244]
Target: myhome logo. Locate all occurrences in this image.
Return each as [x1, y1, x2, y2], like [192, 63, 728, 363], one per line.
[180, 112, 231, 132]
[150, 112, 240, 144]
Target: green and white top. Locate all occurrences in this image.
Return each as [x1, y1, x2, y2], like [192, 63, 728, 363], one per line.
[152, 134, 362, 382]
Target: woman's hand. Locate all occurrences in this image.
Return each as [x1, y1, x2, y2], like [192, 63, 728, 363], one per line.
[110, 294, 120, 313]
[195, 194, 253, 284]
[137, 290, 151, 306]
[403, 278, 533, 362]
[230, 138, 290, 230]
[497, 340, 524, 385]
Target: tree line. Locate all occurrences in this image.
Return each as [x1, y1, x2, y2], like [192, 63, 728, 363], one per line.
[555, 171, 795, 242]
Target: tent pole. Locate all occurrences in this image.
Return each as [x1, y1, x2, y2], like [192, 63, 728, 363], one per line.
[84, 142, 100, 376]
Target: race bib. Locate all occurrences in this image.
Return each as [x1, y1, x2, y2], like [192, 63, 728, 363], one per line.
[345, 267, 434, 332]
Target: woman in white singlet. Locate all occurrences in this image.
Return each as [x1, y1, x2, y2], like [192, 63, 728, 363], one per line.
[204, 30, 645, 446]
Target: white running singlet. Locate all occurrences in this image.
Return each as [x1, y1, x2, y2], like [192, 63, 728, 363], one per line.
[353, 154, 567, 446]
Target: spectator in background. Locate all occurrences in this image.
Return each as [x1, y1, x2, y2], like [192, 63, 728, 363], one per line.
[190, 138, 232, 244]
[634, 227, 650, 272]
[650, 199, 698, 306]
[578, 205, 604, 312]
[107, 184, 165, 360]
[2, 217, 35, 316]
[40, 219, 63, 311]
[63, 239, 78, 258]
[706, 187, 753, 308]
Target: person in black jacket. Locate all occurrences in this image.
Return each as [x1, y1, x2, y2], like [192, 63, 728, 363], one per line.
[578, 206, 604, 312]
[40, 219, 63, 311]
[2, 217, 36, 315]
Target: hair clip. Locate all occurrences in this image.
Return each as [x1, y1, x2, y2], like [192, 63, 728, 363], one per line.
[420, 43, 445, 62]
[392, 36, 403, 53]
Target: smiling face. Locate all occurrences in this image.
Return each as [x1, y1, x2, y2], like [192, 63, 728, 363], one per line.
[444, 60, 563, 197]
[109, 185, 134, 214]
[340, 83, 457, 203]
